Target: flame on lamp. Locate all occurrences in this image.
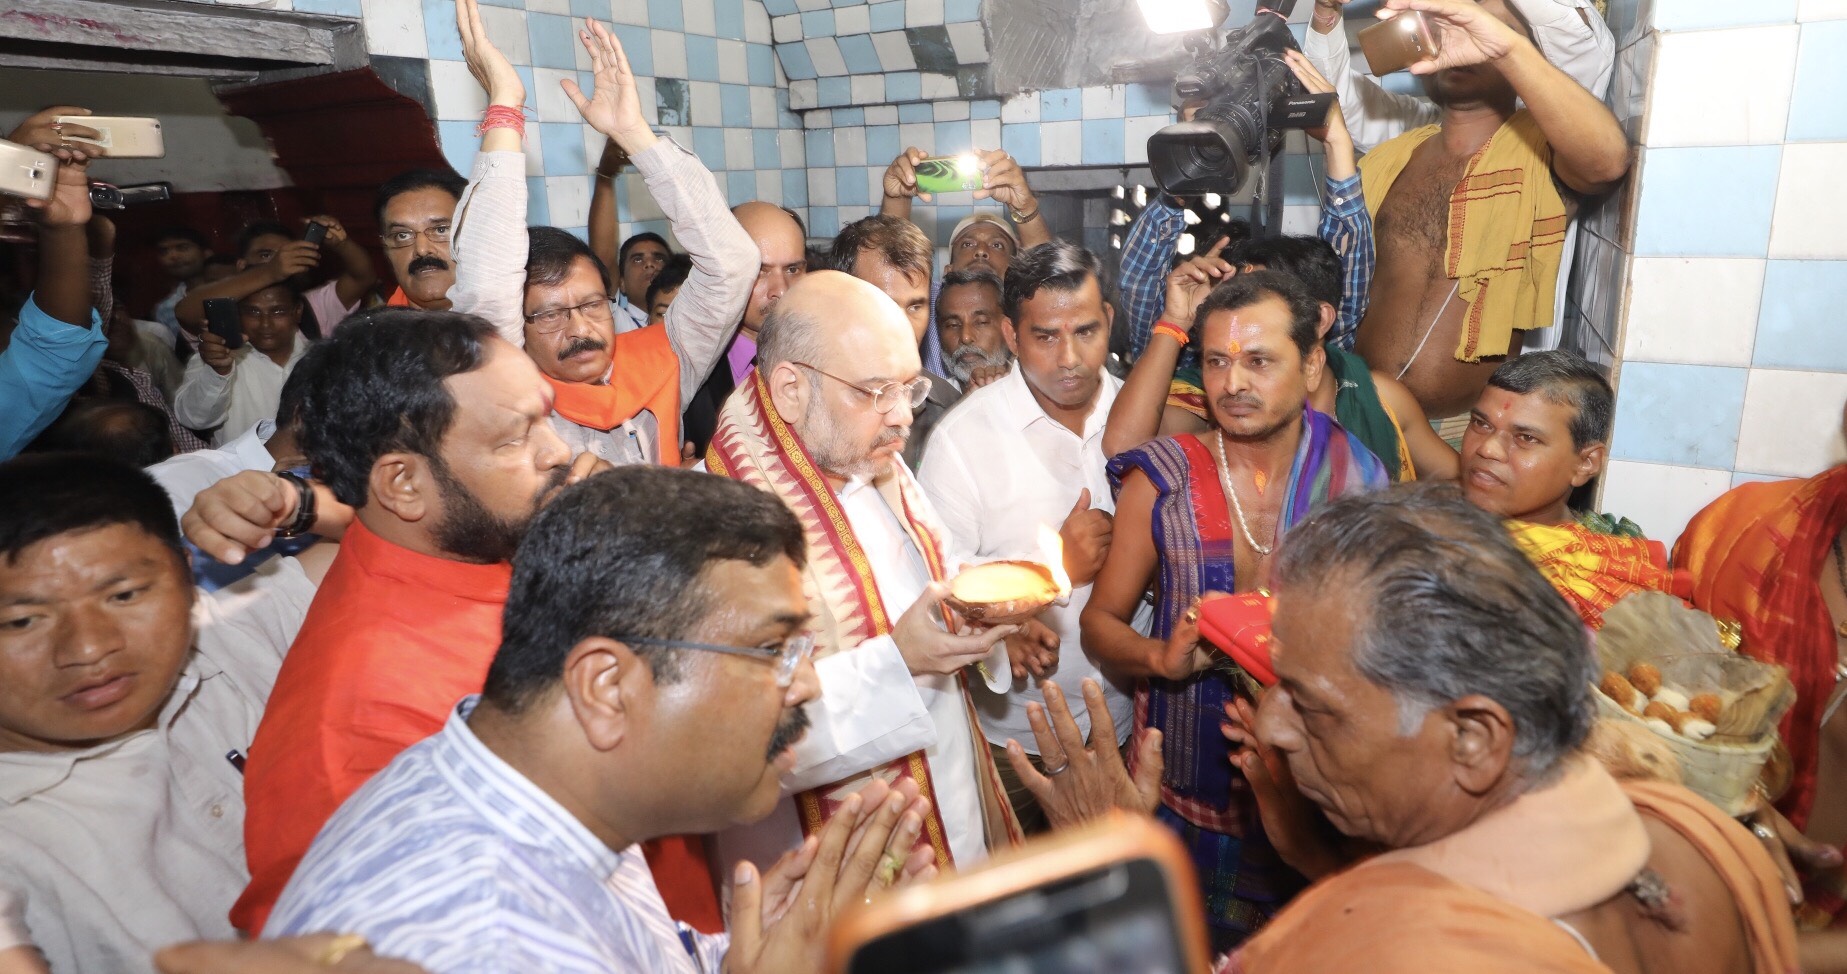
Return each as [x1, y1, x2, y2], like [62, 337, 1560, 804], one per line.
[1038, 525, 1072, 597]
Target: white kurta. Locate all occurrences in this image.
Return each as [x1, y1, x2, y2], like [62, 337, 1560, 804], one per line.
[709, 468, 990, 875]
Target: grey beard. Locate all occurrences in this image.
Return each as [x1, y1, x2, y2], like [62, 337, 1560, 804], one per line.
[947, 343, 1013, 387]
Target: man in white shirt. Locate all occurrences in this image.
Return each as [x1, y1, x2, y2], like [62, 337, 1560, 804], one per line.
[0, 454, 314, 973]
[707, 270, 1023, 876]
[171, 283, 309, 446]
[611, 231, 670, 332]
[1302, 0, 1615, 153]
[170, 218, 373, 341]
[920, 242, 1148, 833]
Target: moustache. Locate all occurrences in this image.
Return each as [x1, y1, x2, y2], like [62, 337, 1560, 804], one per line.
[534, 463, 571, 508]
[874, 427, 910, 450]
[766, 704, 812, 761]
[558, 336, 609, 361]
[1215, 393, 1263, 413]
[408, 255, 451, 275]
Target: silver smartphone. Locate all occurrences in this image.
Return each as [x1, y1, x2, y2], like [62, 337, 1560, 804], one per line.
[0, 139, 56, 202]
[55, 116, 165, 159]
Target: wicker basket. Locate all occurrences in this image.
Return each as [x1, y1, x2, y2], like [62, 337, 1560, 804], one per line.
[1592, 688, 1776, 816]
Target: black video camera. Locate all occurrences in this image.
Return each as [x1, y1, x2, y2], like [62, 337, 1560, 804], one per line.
[1147, 0, 1334, 198]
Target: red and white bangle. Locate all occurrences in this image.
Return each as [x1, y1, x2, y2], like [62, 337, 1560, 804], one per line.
[1153, 320, 1190, 346]
[477, 104, 528, 137]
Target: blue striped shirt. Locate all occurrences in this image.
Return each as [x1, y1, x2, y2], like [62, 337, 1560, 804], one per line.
[267, 697, 728, 974]
[1117, 172, 1376, 357]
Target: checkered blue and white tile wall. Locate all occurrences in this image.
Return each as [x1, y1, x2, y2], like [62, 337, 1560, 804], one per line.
[1601, 1, 1847, 543]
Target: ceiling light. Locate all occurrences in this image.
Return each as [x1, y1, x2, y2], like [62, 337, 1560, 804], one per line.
[1136, 0, 1230, 34]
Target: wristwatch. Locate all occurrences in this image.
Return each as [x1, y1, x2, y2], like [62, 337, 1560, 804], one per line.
[275, 471, 317, 539]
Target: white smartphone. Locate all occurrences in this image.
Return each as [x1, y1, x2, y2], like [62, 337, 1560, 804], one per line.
[55, 116, 165, 159]
[0, 139, 56, 202]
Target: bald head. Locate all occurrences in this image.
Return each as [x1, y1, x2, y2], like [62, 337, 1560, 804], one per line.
[734, 201, 808, 336]
[757, 270, 917, 375]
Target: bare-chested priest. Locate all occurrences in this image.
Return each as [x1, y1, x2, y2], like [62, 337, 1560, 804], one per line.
[1356, 0, 1629, 418]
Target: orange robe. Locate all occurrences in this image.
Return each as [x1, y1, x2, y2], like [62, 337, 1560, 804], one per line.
[233, 520, 721, 936]
[1225, 762, 1797, 973]
[1507, 519, 1684, 629]
[1676, 466, 1847, 925]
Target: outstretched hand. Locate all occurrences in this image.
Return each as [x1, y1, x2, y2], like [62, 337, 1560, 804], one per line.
[456, 0, 525, 107]
[1005, 679, 1163, 830]
[562, 18, 657, 154]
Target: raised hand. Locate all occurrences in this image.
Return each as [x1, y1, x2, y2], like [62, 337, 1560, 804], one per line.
[882, 147, 932, 202]
[456, 0, 525, 107]
[303, 215, 349, 246]
[971, 149, 1035, 214]
[1379, 0, 1523, 75]
[1162, 237, 1235, 332]
[1004, 679, 1163, 829]
[562, 18, 657, 154]
[7, 105, 101, 155]
[199, 327, 236, 376]
[1153, 592, 1229, 680]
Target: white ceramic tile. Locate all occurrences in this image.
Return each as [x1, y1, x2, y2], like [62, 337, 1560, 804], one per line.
[920, 72, 958, 99]
[523, 123, 546, 177]
[1040, 120, 1081, 166]
[660, 125, 694, 150]
[1001, 94, 1039, 123]
[804, 108, 833, 128]
[757, 169, 782, 204]
[1735, 368, 1847, 475]
[808, 166, 837, 205]
[724, 128, 754, 170]
[1621, 258, 1765, 366]
[623, 171, 666, 221]
[429, 59, 487, 121]
[1124, 114, 1167, 165]
[653, 30, 688, 78]
[851, 75, 884, 104]
[527, 0, 570, 15]
[934, 101, 971, 121]
[834, 4, 871, 35]
[772, 13, 802, 42]
[751, 86, 779, 127]
[971, 118, 1000, 151]
[794, 0, 830, 11]
[866, 105, 898, 125]
[532, 67, 578, 122]
[834, 125, 867, 165]
[1082, 85, 1125, 119]
[682, 0, 718, 36]
[867, 169, 886, 207]
[690, 80, 722, 126]
[807, 37, 848, 75]
[582, 125, 607, 170]
[789, 79, 820, 110]
[634, 75, 658, 124]
[945, 20, 987, 62]
[780, 129, 804, 167]
[611, 0, 648, 26]
[745, 2, 772, 43]
[1280, 204, 1320, 237]
[871, 31, 916, 71]
[716, 39, 749, 83]
[1644, 26, 1797, 147]
[1598, 460, 1736, 544]
[1770, 142, 1847, 258]
[479, 5, 532, 64]
[898, 121, 933, 154]
[360, 0, 426, 58]
[907, 0, 946, 26]
[546, 175, 591, 226]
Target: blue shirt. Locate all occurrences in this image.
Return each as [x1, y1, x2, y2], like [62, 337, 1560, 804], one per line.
[0, 295, 106, 459]
[1117, 172, 1376, 357]
[268, 697, 729, 974]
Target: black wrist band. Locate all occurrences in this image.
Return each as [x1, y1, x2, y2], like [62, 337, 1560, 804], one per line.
[275, 471, 317, 539]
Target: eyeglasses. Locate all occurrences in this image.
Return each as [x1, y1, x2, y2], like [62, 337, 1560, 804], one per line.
[524, 297, 614, 331]
[380, 223, 453, 249]
[618, 632, 816, 687]
[793, 362, 931, 415]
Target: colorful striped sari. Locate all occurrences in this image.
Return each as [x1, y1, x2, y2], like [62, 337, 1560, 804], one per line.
[1107, 408, 1388, 943]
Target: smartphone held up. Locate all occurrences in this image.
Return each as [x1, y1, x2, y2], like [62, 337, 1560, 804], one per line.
[1358, 11, 1442, 76]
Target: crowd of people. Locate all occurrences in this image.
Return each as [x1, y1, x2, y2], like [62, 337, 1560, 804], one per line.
[0, 0, 1840, 971]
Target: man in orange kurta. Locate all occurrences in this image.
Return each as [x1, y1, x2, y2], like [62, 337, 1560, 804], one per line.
[1460, 351, 1682, 627]
[228, 310, 720, 936]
